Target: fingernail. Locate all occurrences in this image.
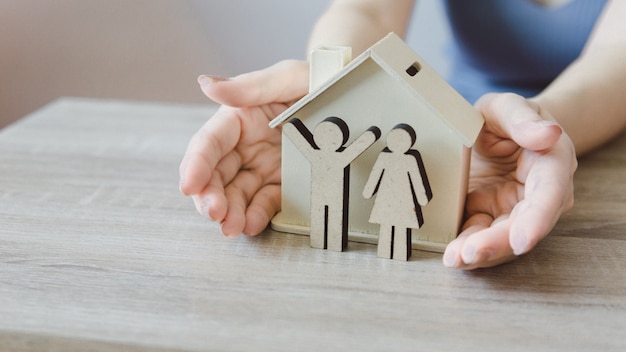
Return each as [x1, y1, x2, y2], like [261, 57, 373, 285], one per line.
[178, 176, 186, 194]
[197, 75, 210, 86]
[520, 120, 559, 131]
[200, 204, 214, 221]
[179, 158, 188, 193]
[461, 245, 477, 265]
[194, 196, 214, 221]
[443, 248, 458, 268]
[197, 75, 228, 86]
[511, 231, 528, 255]
[221, 225, 241, 238]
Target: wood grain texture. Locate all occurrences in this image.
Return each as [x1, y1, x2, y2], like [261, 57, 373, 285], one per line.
[0, 98, 625, 351]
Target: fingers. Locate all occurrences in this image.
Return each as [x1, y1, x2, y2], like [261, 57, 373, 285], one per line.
[198, 59, 309, 107]
[191, 163, 281, 238]
[220, 170, 264, 236]
[475, 93, 563, 155]
[447, 174, 571, 270]
[510, 144, 576, 254]
[191, 151, 242, 223]
[448, 145, 575, 269]
[444, 185, 520, 269]
[179, 105, 242, 196]
[243, 184, 281, 235]
[509, 111, 576, 254]
[221, 171, 281, 237]
[443, 214, 518, 270]
[199, 140, 280, 237]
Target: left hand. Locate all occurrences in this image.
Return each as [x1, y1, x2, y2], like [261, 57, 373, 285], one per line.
[443, 93, 577, 270]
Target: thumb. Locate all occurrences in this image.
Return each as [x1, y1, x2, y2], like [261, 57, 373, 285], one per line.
[198, 59, 309, 107]
[475, 93, 563, 154]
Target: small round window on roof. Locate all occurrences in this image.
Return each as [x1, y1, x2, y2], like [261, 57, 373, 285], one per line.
[406, 62, 421, 77]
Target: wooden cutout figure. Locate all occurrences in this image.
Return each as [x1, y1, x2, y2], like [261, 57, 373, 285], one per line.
[283, 117, 381, 251]
[363, 124, 433, 260]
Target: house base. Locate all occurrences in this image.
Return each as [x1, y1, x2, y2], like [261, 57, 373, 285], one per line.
[270, 211, 448, 254]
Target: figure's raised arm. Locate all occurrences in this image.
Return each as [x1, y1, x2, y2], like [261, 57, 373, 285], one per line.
[282, 118, 318, 161]
[340, 126, 381, 165]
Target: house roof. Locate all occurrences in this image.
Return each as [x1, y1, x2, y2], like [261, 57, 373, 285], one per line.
[269, 32, 484, 147]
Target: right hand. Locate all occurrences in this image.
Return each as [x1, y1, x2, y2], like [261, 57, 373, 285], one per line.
[443, 93, 577, 269]
[179, 60, 309, 237]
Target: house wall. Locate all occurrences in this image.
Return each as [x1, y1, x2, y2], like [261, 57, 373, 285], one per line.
[277, 58, 467, 250]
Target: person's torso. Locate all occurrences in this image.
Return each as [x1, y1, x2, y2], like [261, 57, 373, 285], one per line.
[442, 0, 607, 102]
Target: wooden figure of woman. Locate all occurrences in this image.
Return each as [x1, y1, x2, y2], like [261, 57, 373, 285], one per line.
[362, 124, 432, 260]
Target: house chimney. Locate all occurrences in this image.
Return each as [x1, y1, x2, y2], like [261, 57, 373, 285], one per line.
[309, 46, 352, 93]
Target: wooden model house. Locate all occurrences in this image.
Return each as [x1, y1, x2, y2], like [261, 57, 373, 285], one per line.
[269, 33, 484, 253]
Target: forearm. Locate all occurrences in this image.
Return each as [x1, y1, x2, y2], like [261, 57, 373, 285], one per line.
[532, 0, 626, 155]
[342, 127, 381, 163]
[307, 0, 414, 55]
[533, 54, 626, 156]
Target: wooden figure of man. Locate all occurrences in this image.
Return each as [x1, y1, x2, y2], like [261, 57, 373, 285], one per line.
[283, 117, 381, 251]
[362, 124, 432, 260]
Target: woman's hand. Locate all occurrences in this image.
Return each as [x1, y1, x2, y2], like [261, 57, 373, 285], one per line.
[179, 60, 308, 237]
[444, 93, 578, 270]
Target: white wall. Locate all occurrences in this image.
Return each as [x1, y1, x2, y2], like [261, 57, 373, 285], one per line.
[192, 0, 450, 76]
[0, 0, 449, 127]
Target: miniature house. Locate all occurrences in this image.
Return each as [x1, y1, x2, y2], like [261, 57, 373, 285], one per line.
[269, 33, 484, 253]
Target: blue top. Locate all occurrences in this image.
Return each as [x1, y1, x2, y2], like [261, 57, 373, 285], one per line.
[443, 0, 607, 103]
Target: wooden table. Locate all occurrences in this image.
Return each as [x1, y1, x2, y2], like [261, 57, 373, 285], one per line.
[1, 98, 624, 351]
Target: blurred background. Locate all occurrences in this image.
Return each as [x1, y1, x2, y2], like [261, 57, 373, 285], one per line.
[0, 0, 450, 128]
